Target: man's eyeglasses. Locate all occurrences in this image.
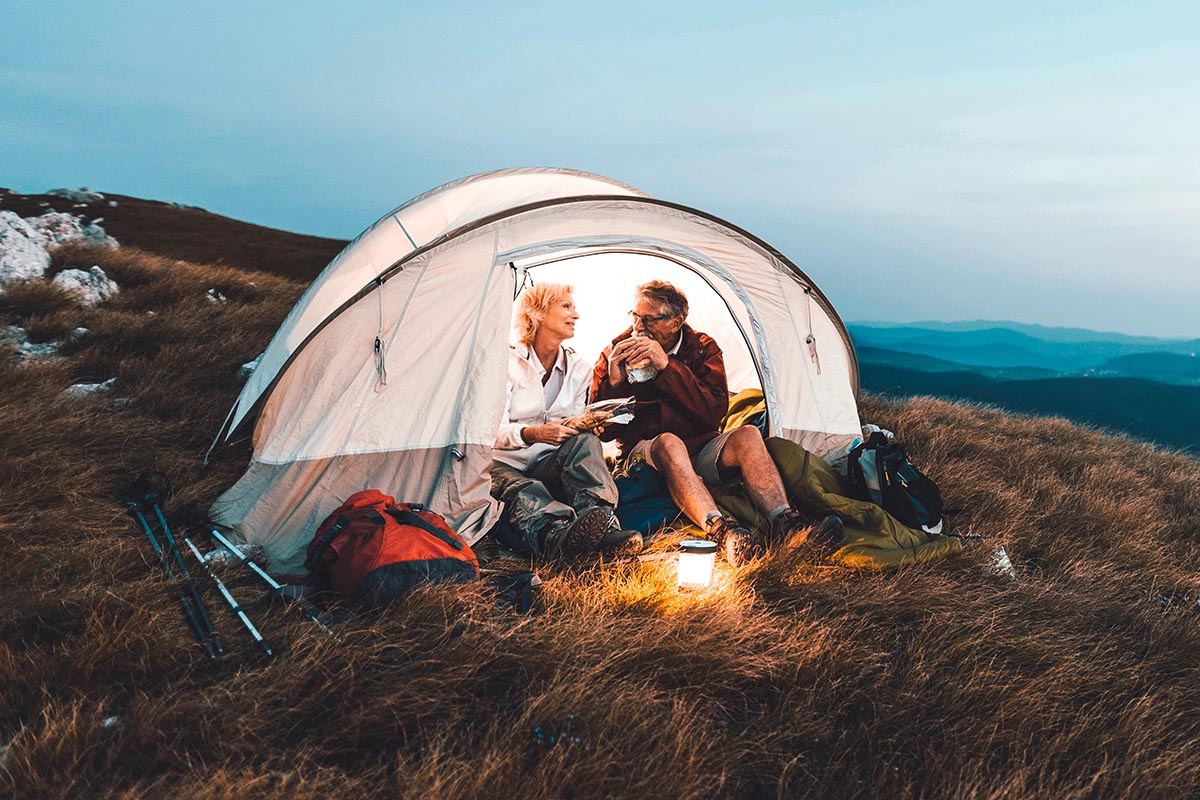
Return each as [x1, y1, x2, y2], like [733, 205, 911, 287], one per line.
[628, 310, 676, 325]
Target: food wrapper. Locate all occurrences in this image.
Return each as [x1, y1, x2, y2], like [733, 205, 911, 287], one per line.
[564, 397, 635, 432]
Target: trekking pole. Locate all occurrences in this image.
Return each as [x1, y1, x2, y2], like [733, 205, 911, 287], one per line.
[184, 538, 274, 657]
[147, 501, 224, 655]
[130, 471, 224, 656]
[126, 501, 217, 661]
[208, 526, 331, 634]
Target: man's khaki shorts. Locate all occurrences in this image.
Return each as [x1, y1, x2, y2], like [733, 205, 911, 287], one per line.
[627, 430, 740, 487]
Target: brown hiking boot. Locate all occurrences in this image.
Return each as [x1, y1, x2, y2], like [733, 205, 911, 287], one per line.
[598, 527, 644, 558]
[543, 506, 614, 559]
[707, 515, 763, 567]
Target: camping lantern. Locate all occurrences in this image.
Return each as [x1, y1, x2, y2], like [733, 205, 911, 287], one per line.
[677, 540, 718, 590]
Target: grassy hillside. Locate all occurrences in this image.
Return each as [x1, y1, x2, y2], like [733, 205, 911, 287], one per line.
[3, 244, 1200, 798]
[0, 188, 347, 281]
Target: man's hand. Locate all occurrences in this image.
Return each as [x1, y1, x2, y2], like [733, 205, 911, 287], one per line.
[607, 339, 636, 386]
[522, 422, 580, 445]
[620, 336, 669, 372]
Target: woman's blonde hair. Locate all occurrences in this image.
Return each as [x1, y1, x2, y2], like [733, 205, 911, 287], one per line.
[514, 283, 574, 346]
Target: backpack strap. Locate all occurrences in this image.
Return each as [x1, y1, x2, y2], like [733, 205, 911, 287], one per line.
[385, 507, 465, 550]
[304, 514, 352, 571]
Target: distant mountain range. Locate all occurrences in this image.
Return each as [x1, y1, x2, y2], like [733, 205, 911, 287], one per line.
[850, 323, 1200, 379]
[850, 322, 1200, 453]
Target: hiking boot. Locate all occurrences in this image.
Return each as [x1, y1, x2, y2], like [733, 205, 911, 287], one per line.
[707, 515, 762, 567]
[593, 512, 644, 558]
[543, 506, 613, 559]
[598, 528, 644, 558]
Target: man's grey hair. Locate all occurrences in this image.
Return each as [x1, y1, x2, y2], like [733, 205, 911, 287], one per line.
[637, 280, 688, 320]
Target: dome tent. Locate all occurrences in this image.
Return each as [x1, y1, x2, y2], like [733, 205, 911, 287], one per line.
[209, 168, 862, 571]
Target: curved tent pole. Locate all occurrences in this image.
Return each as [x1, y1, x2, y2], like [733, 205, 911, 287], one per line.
[207, 169, 650, 458]
[215, 194, 859, 448]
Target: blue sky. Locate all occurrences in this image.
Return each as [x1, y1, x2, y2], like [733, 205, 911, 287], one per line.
[4, 1, 1198, 336]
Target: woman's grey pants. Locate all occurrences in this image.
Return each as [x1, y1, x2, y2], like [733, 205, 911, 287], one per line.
[489, 433, 618, 553]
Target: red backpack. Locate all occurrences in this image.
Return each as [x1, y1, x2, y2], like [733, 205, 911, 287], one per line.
[304, 490, 480, 607]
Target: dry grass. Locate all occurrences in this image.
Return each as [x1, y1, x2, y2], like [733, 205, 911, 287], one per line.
[3, 246, 1200, 799]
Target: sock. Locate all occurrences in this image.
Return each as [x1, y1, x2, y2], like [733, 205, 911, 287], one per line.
[766, 504, 790, 524]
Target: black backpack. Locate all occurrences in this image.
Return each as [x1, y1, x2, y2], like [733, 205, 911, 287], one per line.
[846, 432, 944, 533]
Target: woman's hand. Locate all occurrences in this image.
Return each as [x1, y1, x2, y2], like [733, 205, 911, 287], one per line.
[522, 422, 580, 445]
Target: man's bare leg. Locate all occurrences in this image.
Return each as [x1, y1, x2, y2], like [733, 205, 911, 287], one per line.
[648, 433, 721, 527]
[717, 426, 844, 548]
[716, 426, 788, 514]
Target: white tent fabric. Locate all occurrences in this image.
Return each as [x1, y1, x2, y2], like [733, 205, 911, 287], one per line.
[209, 169, 861, 572]
[221, 168, 646, 441]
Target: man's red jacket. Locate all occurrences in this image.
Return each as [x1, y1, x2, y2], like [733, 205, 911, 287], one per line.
[590, 324, 729, 457]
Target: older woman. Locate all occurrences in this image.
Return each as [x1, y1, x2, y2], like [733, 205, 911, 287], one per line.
[490, 283, 641, 559]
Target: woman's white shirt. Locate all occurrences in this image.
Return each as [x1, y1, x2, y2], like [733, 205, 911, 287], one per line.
[493, 343, 592, 471]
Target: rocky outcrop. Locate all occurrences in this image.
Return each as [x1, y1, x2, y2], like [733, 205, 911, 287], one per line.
[47, 187, 106, 203]
[0, 210, 119, 297]
[52, 266, 119, 307]
[0, 325, 59, 361]
[0, 212, 52, 288]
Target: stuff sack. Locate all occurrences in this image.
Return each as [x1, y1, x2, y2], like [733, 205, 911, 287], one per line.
[614, 456, 681, 536]
[846, 432, 944, 534]
[305, 489, 480, 607]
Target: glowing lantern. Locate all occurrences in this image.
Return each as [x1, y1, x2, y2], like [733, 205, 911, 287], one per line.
[677, 540, 718, 590]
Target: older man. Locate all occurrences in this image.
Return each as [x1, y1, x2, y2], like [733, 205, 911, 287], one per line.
[591, 280, 841, 564]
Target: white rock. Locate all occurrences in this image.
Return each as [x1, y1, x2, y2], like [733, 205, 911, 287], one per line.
[987, 546, 1018, 581]
[81, 223, 118, 248]
[27, 211, 117, 248]
[47, 187, 105, 202]
[69, 326, 89, 342]
[0, 211, 51, 289]
[238, 353, 263, 379]
[62, 377, 116, 398]
[206, 288, 227, 304]
[18, 340, 59, 360]
[25, 211, 82, 245]
[0, 325, 28, 349]
[107, 200, 118, 207]
[53, 266, 119, 307]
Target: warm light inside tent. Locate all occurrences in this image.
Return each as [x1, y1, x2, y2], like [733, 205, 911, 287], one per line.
[519, 253, 763, 393]
[677, 540, 718, 590]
